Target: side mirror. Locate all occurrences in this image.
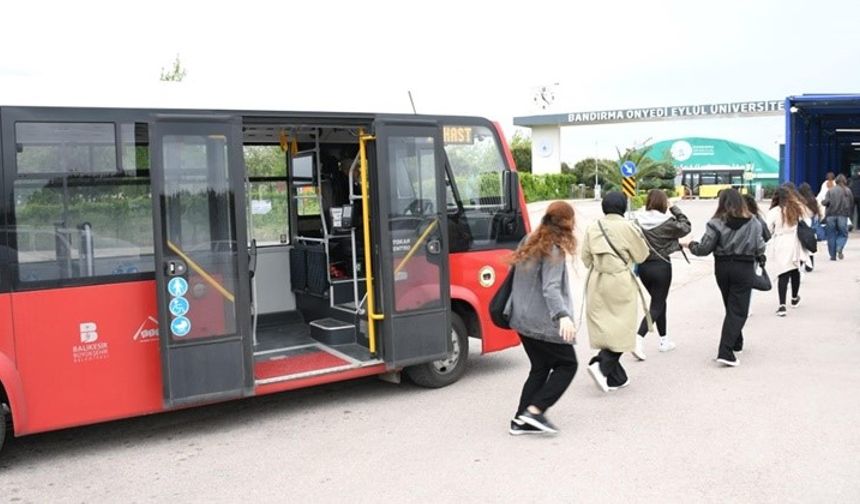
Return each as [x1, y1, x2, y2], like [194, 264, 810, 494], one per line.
[504, 171, 520, 213]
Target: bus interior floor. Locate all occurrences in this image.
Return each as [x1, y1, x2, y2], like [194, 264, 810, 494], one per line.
[253, 324, 377, 381]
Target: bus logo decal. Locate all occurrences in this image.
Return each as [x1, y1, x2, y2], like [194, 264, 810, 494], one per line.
[80, 322, 98, 343]
[73, 322, 110, 363]
[133, 316, 160, 342]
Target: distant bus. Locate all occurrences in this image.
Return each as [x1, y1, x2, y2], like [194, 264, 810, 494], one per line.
[677, 167, 747, 198]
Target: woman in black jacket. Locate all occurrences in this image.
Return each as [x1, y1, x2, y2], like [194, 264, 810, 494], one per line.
[632, 190, 691, 360]
[684, 189, 766, 367]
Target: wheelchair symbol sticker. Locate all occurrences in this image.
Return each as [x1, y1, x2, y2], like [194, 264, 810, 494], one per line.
[167, 277, 188, 297]
[169, 297, 190, 317]
[170, 317, 191, 337]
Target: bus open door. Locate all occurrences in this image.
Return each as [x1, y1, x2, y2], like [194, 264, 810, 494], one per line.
[151, 116, 254, 408]
[367, 118, 452, 377]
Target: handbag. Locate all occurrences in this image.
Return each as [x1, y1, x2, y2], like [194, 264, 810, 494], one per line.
[797, 220, 818, 253]
[752, 259, 772, 291]
[489, 265, 515, 329]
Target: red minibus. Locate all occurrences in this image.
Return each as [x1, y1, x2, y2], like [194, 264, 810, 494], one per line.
[0, 106, 528, 452]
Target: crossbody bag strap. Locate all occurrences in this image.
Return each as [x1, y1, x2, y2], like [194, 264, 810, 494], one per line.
[597, 220, 653, 332]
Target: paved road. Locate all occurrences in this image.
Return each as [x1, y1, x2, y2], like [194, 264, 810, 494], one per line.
[1, 200, 859, 503]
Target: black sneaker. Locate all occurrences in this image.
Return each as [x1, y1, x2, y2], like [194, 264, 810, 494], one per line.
[776, 305, 787, 317]
[791, 296, 801, 308]
[838, 250, 845, 260]
[509, 418, 543, 436]
[518, 410, 558, 433]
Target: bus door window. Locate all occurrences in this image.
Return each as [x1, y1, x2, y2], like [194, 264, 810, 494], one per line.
[387, 136, 443, 313]
[12, 122, 153, 285]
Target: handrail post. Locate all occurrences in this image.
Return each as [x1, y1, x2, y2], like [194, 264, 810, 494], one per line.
[359, 130, 384, 357]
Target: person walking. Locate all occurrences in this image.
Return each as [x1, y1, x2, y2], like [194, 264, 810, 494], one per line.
[744, 194, 772, 243]
[822, 174, 854, 260]
[581, 192, 650, 392]
[817, 171, 835, 202]
[850, 171, 860, 227]
[684, 188, 766, 367]
[631, 189, 691, 359]
[505, 201, 578, 435]
[798, 183, 824, 272]
[766, 187, 809, 317]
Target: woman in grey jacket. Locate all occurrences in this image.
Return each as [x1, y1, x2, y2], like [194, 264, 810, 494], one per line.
[505, 201, 577, 435]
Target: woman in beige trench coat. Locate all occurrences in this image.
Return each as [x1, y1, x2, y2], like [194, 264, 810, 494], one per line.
[581, 192, 650, 392]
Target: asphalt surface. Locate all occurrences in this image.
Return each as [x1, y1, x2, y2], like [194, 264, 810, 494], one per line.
[1, 200, 858, 503]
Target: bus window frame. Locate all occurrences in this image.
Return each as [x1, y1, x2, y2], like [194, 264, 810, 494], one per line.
[1, 107, 157, 293]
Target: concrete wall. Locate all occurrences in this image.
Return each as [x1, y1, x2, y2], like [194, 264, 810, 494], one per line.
[530, 126, 561, 174]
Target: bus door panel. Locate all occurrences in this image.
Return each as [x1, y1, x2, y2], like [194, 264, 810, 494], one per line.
[151, 117, 253, 408]
[372, 119, 451, 367]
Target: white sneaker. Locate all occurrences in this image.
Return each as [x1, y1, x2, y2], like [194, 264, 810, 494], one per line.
[632, 335, 647, 361]
[587, 362, 610, 393]
[608, 379, 630, 391]
[658, 336, 676, 352]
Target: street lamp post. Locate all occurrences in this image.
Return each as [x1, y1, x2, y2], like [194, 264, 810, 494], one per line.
[594, 141, 601, 200]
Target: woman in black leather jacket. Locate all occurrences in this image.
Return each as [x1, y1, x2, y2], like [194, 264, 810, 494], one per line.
[684, 188, 766, 367]
[632, 190, 691, 359]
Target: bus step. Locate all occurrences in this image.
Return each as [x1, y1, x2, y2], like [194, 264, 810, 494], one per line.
[310, 318, 356, 345]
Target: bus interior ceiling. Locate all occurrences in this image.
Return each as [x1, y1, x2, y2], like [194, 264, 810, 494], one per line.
[788, 95, 860, 185]
[240, 119, 378, 381]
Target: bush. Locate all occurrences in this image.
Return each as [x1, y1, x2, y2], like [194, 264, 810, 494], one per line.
[519, 173, 579, 203]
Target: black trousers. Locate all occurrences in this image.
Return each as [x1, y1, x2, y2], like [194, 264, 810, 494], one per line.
[714, 259, 754, 359]
[777, 269, 801, 305]
[590, 350, 627, 387]
[517, 335, 578, 415]
[637, 260, 672, 337]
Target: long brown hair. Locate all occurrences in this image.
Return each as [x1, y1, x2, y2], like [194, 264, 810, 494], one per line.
[798, 183, 820, 216]
[510, 201, 577, 264]
[713, 188, 750, 220]
[773, 186, 804, 226]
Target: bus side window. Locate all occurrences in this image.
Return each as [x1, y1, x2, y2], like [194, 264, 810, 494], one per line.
[12, 122, 154, 285]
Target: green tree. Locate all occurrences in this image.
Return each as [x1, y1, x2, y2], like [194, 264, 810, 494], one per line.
[572, 157, 617, 190]
[510, 131, 531, 173]
[604, 145, 676, 194]
[160, 54, 187, 82]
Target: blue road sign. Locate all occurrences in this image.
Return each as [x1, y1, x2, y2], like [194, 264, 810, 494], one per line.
[168, 296, 190, 317]
[167, 277, 188, 297]
[620, 160, 637, 177]
[170, 316, 192, 337]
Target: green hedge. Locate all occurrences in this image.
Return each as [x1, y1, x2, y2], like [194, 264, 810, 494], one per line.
[520, 173, 579, 203]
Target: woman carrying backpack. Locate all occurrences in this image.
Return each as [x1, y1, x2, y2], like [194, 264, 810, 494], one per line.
[767, 186, 810, 317]
[683, 189, 766, 367]
[631, 189, 691, 360]
[505, 201, 578, 435]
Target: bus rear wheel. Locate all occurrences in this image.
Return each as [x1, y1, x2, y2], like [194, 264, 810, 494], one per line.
[405, 313, 469, 388]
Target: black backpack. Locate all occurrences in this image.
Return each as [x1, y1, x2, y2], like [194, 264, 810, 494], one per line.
[488, 266, 515, 330]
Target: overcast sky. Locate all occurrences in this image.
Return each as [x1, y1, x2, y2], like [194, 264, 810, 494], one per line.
[1, 0, 858, 162]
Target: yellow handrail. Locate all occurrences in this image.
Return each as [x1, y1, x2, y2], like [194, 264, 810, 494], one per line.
[166, 240, 235, 303]
[394, 219, 438, 274]
[359, 131, 383, 356]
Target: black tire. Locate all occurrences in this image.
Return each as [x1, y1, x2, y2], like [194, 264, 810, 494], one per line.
[405, 313, 469, 388]
[0, 403, 8, 454]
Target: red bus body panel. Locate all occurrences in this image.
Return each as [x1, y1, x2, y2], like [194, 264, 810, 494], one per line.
[10, 281, 163, 435]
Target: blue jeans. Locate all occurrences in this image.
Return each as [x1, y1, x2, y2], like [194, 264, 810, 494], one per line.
[825, 216, 849, 259]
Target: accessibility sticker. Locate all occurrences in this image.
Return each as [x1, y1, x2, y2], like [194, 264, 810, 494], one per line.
[168, 297, 190, 317]
[167, 277, 189, 297]
[170, 316, 192, 337]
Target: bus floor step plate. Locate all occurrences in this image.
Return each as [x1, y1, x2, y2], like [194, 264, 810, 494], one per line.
[254, 351, 350, 380]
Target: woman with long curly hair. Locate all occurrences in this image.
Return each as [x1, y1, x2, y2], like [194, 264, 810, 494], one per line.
[767, 185, 810, 316]
[505, 201, 578, 435]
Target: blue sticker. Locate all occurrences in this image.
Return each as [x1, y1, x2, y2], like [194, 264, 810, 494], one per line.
[167, 277, 189, 297]
[170, 316, 192, 337]
[169, 297, 190, 317]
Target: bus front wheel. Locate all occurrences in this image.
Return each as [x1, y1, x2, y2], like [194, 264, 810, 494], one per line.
[405, 313, 469, 388]
[0, 403, 8, 453]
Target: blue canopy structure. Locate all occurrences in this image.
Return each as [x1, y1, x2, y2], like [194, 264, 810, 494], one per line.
[785, 94, 860, 186]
